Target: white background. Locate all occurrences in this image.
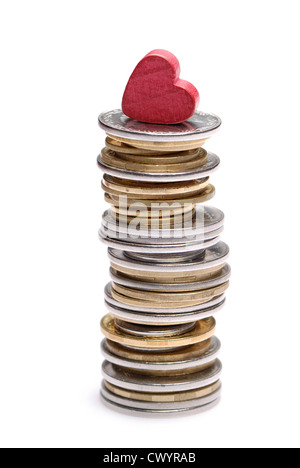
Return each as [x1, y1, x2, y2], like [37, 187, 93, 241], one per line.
[0, 0, 299, 449]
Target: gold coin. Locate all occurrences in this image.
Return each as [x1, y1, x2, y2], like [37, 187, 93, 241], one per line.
[110, 285, 227, 309]
[104, 184, 215, 207]
[105, 338, 211, 363]
[115, 210, 196, 228]
[100, 315, 216, 349]
[105, 139, 203, 160]
[102, 181, 210, 201]
[105, 329, 214, 376]
[102, 175, 210, 197]
[107, 134, 209, 152]
[105, 362, 213, 377]
[106, 137, 179, 156]
[101, 147, 207, 173]
[110, 267, 226, 291]
[112, 282, 229, 306]
[104, 380, 221, 403]
[112, 146, 206, 165]
[111, 204, 195, 218]
[116, 149, 202, 165]
[110, 264, 225, 284]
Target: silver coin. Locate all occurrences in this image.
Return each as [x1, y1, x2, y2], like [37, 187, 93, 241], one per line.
[110, 264, 231, 292]
[99, 229, 220, 253]
[102, 206, 225, 237]
[97, 152, 220, 183]
[101, 336, 221, 371]
[104, 296, 225, 325]
[101, 393, 220, 416]
[114, 320, 196, 338]
[100, 225, 224, 245]
[108, 242, 229, 272]
[101, 383, 221, 412]
[98, 110, 222, 142]
[104, 282, 226, 314]
[102, 359, 222, 393]
[124, 250, 205, 264]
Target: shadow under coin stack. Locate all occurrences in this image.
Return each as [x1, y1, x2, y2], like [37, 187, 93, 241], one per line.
[98, 110, 230, 415]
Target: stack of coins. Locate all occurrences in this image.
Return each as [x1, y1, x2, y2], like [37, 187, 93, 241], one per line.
[98, 110, 230, 415]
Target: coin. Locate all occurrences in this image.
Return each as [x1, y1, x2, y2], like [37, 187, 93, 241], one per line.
[100, 314, 216, 349]
[101, 336, 221, 371]
[103, 184, 216, 207]
[109, 283, 228, 309]
[102, 206, 225, 236]
[102, 225, 224, 245]
[101, 383, 221, 413]
[116, 212, 196, 229]
[103, 350, 211, 377]
[109, 263, 225, 283]
[114, 320, 196, 338]
[102, 175, 210, 198]
[105, 137, 175, 155]
[105, 282, 226, 314]
[100, 147, 208, 173]
[104, 296, 225, 325]
[103, 380, 221, 403]
[111, 203, 195, 218]
[111, 281, 229, 304]
[98, 110, 222, 141]
[124, 250, 206, 263]
[110, 264, 231, 292]
[104, 337, 211, 362]
[100, 230, 220, 254]
[97, 152, 220, 183]
[108, 146, 204, 164]
[107, 135, 209, 152]
[103, 228, 223, 246]
[101, 392, 220, 415]
[108, 242, 230, 272]
[101, 358, 222, 392]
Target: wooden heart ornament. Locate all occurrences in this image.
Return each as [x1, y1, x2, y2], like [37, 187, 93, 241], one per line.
[122, 50, 200, 125]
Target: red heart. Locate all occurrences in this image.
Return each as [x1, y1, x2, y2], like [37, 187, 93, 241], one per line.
[122, 50, 200, 125]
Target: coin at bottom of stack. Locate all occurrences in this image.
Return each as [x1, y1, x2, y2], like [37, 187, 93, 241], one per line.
[101, 382, 221, 414]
